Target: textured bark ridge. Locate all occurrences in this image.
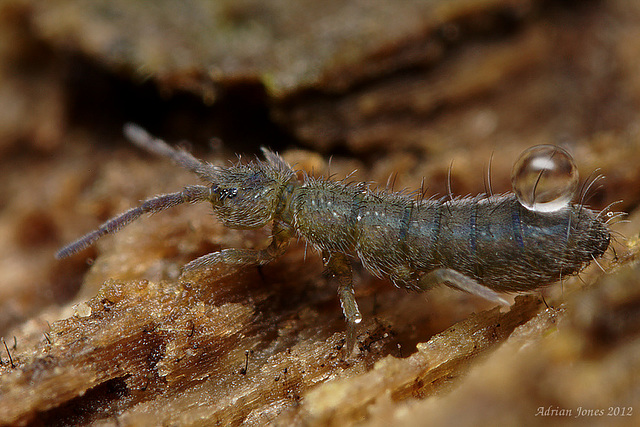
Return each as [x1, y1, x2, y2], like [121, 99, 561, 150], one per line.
[1, 0, 640, 425]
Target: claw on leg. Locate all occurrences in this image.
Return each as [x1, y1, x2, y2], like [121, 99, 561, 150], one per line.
[324, 251, 362, 355]
[181, 248, 263, 279]
[417, 268, 510, 306]
[180, 222, 293, 280]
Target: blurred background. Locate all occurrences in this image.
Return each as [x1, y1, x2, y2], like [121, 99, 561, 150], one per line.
[1, 0, 639, 425]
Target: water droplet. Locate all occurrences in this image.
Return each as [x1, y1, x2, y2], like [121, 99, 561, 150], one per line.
[511, 145, 578, 212]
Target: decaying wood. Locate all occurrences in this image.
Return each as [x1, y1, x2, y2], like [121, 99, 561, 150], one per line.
[1, 0, 640, 425]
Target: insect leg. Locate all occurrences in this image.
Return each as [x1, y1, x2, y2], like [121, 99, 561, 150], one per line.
[323, 251, 362, 354]
[56, 185, 211, 259]
[181, 222, 293, 276]
[417, 268, 509, 306]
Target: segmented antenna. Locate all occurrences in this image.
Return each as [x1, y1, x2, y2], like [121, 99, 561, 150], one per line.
[123, 123, 220, 183]
[56, 186, 210, 258]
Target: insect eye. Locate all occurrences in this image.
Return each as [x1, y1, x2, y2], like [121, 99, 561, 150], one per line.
[212, 186, 238, 200]
[511, 145, 578, 212]
[223, 188, 238, 199]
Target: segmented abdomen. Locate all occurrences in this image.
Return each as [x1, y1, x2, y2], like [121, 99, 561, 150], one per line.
[292, 179, 610, 292]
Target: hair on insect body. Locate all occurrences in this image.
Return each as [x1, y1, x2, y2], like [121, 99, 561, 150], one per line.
[57, 124, 613, 353]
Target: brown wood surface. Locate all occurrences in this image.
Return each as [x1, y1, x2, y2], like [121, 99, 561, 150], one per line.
[0, 0, 639, 425]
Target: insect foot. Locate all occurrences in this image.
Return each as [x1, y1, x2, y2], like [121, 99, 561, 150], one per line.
[58, 127, 612, 356]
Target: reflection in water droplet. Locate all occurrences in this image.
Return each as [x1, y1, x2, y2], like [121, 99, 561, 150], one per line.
[511, 145, 578, 212]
